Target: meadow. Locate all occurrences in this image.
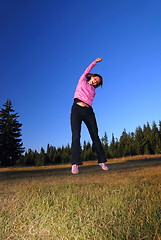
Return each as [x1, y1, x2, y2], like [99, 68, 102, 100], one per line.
[0, 155, 161, 240]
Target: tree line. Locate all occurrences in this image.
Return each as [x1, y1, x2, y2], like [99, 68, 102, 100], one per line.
[0, 99, 161, 167]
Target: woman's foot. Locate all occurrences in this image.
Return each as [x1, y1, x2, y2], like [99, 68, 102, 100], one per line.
[99, 163, 109, 171]
[71, 164, 79, 174]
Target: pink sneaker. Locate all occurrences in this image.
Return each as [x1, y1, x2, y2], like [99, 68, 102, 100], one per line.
[99, 163, 109, 171]
[71, 164, 79, 174]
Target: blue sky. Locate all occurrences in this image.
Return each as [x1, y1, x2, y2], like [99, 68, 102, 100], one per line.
[1, 0, 161, 152]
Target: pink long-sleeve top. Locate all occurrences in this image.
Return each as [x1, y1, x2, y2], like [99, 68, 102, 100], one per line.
[73, 61, 97, 106]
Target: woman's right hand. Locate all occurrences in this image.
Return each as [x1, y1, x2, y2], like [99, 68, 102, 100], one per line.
[95, 58, 102, 62]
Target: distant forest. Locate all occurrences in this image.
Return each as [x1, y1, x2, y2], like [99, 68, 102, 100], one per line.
[1, 99, 161, 167]
[18, 121, 161, 166]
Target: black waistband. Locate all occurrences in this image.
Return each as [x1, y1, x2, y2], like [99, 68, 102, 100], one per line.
[74, 98, 91, 107]
[74, 98, 83, 104]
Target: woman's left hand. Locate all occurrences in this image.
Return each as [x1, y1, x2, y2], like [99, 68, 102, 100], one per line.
[95, 58, 102, 62]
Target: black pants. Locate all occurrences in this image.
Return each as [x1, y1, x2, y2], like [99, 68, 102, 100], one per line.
[70, 102, 106, 165]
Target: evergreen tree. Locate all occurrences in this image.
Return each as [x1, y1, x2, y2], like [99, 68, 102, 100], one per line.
[158, 121, 161, 133]
[142, 122, 152, 154]
[135, 126, 144, 155]
[158, 121, 161, 153]
[80, 141, 96, 161]
[60, 145, 68, 164]
[49, 146, 57, 164]
[129, 132, 136, 156]
[101, 132, 108, 157]
[55, 147, 62, 164]
[108, 133, 119, 158]
[101, 132, 108, 146]
[118, 129, 128, 157]
[23, 149, 35, 166]
[0, 100, 25, 166]
[151, 121, 160, 154]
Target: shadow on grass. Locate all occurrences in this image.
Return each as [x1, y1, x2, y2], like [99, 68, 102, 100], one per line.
[0, 158, 161, 181]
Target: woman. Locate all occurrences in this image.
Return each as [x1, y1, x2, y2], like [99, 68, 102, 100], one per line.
[70, 58, 108, 174]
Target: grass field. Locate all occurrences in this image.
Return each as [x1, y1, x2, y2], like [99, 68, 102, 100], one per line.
[0, 155, 161, 240]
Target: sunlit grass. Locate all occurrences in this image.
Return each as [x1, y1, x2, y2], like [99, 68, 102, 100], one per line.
[1, 154, 161, 172]
[0, 156, 161, 240]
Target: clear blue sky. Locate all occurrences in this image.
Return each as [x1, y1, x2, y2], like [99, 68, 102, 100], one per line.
[1, 0, 161, 152]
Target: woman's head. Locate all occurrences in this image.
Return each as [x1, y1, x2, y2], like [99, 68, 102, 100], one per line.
[86, 73, 103, 88]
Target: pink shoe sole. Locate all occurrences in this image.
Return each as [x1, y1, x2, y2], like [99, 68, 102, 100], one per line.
[71, 164, 79, 174]
[99, 163, 109, 171]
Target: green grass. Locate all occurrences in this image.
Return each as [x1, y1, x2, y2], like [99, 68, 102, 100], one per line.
[0, 157, 161, 240]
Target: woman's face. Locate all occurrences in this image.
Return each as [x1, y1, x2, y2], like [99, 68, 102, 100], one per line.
[89, 76, 101, 87]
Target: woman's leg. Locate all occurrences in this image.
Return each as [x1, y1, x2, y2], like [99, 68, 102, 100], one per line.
[83, 109, 106, 163]
[70, 104, 83, 165]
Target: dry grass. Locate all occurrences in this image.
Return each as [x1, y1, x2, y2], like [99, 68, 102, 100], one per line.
[0, 156, 161, 240]
[0, 154, 161, 173]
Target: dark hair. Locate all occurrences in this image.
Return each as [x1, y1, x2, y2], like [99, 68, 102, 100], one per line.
[86, 73, 103, 88]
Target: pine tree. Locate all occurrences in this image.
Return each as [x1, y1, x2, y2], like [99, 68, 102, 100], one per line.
[24, 149, 35, 166]
[142, 122, 152, 154]
[158, 121, 161, 153]
[151, 121, 160, 154]
[0, 99, 25, 166]
[101, 132, 108, 157]
[135, 126, 144, 155]
[108, 133, 118, 158]
[118, 129, 128, 157]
